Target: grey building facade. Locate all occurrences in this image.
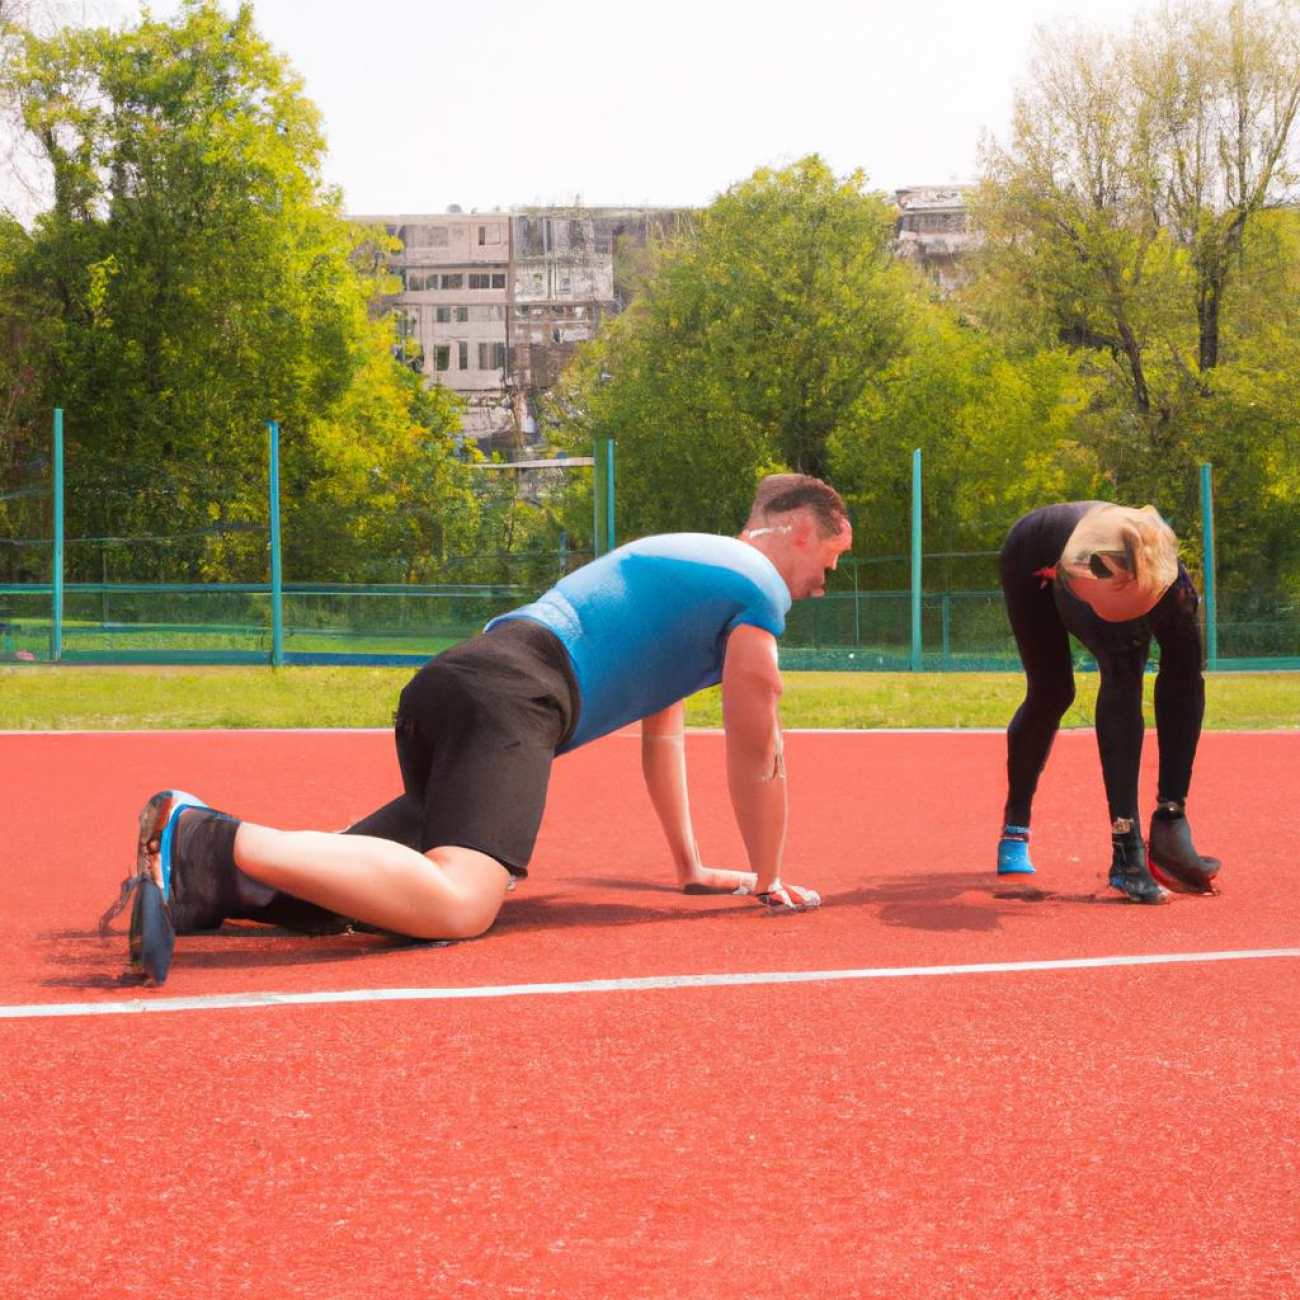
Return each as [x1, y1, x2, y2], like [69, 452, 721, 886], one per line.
[352, 207, 681, 453]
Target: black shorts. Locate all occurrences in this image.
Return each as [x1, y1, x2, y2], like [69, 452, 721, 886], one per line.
[392, 619, 579, 877]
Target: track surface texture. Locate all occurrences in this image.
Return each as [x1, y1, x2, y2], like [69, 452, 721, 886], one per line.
[2, 728, 1298, 1299]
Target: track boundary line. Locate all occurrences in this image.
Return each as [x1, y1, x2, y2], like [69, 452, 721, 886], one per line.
[4, 947, 1297, 1021]
[3, 726, 1299, 738]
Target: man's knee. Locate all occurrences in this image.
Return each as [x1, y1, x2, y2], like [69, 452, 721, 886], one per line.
[421, 846, 512, 941]
[432, 902, 501, 941]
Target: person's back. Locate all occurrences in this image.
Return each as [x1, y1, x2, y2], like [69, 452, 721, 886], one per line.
[490, 533, 791, 752]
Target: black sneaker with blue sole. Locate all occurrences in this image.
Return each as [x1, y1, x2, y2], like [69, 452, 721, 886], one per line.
[100, 790, 216, 985]
[1108, 829, 1170, 904]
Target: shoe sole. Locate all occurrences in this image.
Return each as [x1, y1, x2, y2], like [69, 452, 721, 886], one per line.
[1107, 874, 1171, 904]
[131, 790, 206, 983]
[1148, 855, 1220, 895]
[129, 878, 175, 982]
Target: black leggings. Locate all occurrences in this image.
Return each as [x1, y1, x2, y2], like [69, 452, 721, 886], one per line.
[1000, 503, 1205, 828]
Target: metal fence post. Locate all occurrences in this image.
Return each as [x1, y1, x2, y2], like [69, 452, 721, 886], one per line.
[269, 421, 284, 667]
[852, 560, 860, 649]
[1200, 462, 1217, 671]
[592, 438, 604, 556]
[910, 448, 922, 671]
[592, 437, 616, 555]
[52, 408, 64, 662]
[605, 438, 616, 553]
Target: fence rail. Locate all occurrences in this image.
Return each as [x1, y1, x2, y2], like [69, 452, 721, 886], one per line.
[1, 580, 1296, 669]
[3, 414, 1297, 669]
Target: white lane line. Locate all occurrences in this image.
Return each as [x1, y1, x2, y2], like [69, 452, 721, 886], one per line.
[3, 728, 1298, 738]
[3, 948, 1297, 1021]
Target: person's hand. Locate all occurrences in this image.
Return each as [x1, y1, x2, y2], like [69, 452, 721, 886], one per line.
[733, 879, 821, 914]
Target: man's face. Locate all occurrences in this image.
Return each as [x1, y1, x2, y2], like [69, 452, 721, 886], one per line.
[792, 517, 853, 600]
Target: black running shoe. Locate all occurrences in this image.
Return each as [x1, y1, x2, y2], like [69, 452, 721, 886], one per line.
[1148, 813, 1221, 895]
[100, 790, 218, 984]
[1108, 829, 1169, 904]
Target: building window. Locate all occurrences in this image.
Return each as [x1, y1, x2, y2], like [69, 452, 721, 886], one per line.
[405, 225, 449, 248]
[477, 224, 502, 246]
[435, 306, 451, 323]
[455, 306, 469, 322]
[491, 273, 505, 289]
[434, 345, 450, 372]
[441, 273, 463, 290]
[477, 342, 506, 370]
[458, 341, 468, 370]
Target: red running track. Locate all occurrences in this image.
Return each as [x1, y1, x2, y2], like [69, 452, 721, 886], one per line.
[1, 728, 1298, 1299]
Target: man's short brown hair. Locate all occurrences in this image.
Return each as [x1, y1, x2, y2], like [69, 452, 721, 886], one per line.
[749, 473, 848, 537]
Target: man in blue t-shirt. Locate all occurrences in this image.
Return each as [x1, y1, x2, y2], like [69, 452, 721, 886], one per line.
[108, 474, 853, 984]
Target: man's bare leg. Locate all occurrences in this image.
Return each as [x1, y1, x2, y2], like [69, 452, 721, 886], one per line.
[234, 825, 512, 940]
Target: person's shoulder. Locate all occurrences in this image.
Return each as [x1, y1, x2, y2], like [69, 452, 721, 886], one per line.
[620, 535, 784, 603]
[626, 532, 747, 558]
[630, 534, 776, 577]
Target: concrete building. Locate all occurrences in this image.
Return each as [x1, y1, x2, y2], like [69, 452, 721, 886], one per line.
[353, 207, 680, 453]
[357, 194, 979, 450]
[894, 185, 978, 293]
[362, 210, 512, 444]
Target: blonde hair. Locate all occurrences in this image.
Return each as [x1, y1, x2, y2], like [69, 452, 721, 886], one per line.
[1117, 506, 1179, 595]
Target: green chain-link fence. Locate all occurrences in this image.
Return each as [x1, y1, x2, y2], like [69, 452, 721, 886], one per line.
[2, 418, 1297, 669]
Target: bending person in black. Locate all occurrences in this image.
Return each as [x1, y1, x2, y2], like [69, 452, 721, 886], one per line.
[997, 501, 1220, 903]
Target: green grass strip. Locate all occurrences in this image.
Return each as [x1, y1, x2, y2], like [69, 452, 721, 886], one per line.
[1, 666, 1296, 732]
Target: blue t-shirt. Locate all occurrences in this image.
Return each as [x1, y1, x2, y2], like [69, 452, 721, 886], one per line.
[487, 533, 791, 753]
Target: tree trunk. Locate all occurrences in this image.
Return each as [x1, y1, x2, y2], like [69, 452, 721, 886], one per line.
[1197, 278, 1221, 372]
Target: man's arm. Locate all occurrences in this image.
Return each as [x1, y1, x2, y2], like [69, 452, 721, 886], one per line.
[721, 623, 787, 893]
[641, 700, 755, 892]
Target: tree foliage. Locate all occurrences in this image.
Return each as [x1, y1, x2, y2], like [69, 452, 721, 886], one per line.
[548, 156, 912, 536]
[551, 157, 1100, 574]
[828, 298, 1102, 576]
[0, 0, 478, 584]
[969, 0, 1300, 596]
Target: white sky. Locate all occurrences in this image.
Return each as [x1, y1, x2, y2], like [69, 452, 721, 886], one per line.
[13, 0, 1163, 217]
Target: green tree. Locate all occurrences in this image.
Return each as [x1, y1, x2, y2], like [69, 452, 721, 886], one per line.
[972, 21, 1188, 428]
[970, 0, 1300, 598]
[0, 0, 468, 583]
[549, 156, 911, 538]
[1132, 0, 1300, 373]
[1178, 210, 1300, 604]
[829, 294, 1102, 581]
